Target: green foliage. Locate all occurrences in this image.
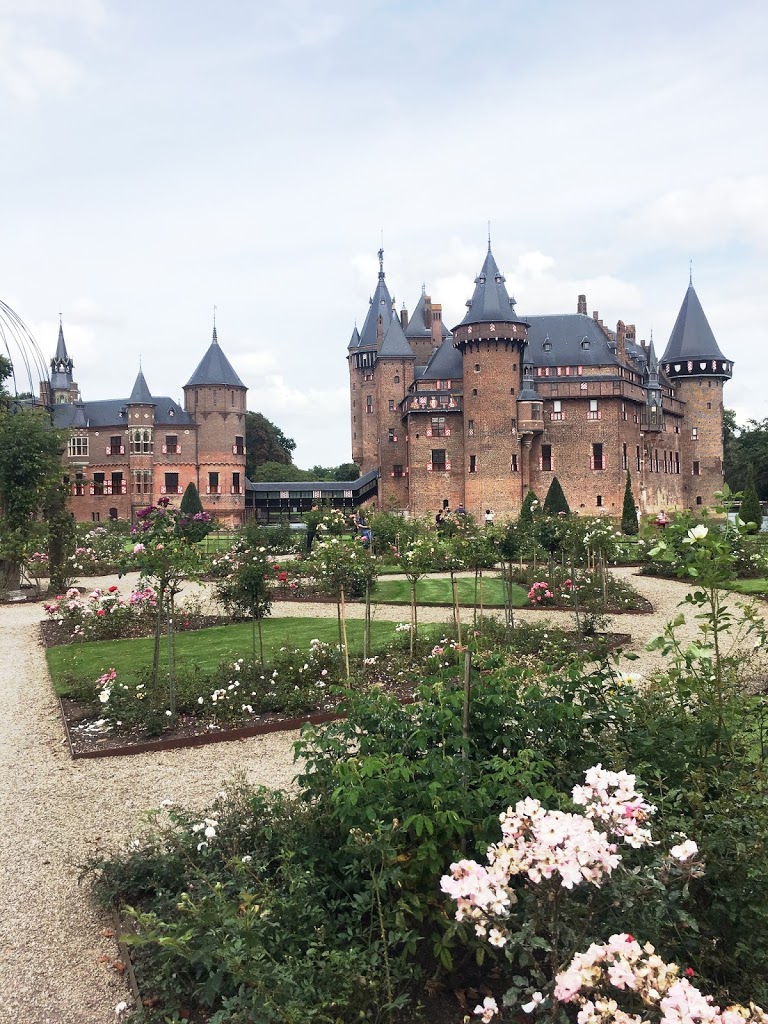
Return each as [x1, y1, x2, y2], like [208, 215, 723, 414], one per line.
[244, 410, 295, 478]
[179, 480, 204, 515]
[622, 470, 639, 535]
[723, 410, 768, 498]
[543, 476, 570, 515]
[740, 471, 762, 533]
[518, 489, 540, 527]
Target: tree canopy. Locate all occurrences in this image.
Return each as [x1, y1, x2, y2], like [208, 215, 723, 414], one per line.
[245, 412, 296, 478]
[723, 411, 768, 499]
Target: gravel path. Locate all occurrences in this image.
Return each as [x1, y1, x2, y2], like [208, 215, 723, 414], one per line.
[1, 568, 764, 1021]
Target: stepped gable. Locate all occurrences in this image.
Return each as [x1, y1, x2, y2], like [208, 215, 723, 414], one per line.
[661, 282, 729, 365]
[456, 245, 528, 329]
[185, 326, 245, 388]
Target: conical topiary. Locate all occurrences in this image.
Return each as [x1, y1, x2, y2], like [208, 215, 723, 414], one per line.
[621, 471, 639, 535]
[519, 489, 539, 527]
[741, 470, 762, 533]
[180, 481, 204, 516]
[543, 476, 570, 515]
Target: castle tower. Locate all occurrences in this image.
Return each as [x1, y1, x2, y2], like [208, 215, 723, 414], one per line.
[126, 368, 157, 515]
[347, 249, 393, 473]
[452, 244, 530, 518]
[375, 308, 416, 506]
[183, 326, 247, 525]
[660, 281, 732, 510]
[49, 321, 79, 405]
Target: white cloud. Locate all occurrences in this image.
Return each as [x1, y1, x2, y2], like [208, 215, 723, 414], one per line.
[0, 32, 82, 100]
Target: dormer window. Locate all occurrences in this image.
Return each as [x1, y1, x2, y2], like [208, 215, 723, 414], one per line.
[581, 339, 590, 350]
[543, 341, 552, 352]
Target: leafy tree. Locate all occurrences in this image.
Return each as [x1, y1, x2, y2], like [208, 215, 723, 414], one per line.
[723, 412, 768, 498]
[245, 411, 295, 478]
[213, 541, 273, 664]
[250, 461, 312, 482]
[543, 477, 570, 515]
[180, 481, 204, 515]
[740, 470, 762, 533]
[621, 471, 639, 536]
[0, 361, 67, 592]
[518, 489, 539, 527]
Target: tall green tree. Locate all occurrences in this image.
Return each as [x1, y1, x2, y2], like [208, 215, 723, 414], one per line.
[180, 481, 204, 515]
[519, 489, 539, 527]
[245, 412, 296, 478]
[740, 469, 762, 533]
[543, 477, 570, 515]
[0, 359, 67, 591]
[621, 471, 639, 535]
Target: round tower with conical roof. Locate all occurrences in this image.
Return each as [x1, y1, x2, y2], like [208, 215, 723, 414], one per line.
[183, 326, 247, 526]
[660, 282, 732, 510]
[452, 244, 530, 518]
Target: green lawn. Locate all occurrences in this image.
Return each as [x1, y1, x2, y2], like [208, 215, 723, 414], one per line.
[371, 575, 529, 608]
[47, 617, 405, 695]
[720, 578, 768, 596]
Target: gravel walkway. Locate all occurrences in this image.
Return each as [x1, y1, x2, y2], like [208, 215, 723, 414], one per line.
[1, 568, 764, 1021]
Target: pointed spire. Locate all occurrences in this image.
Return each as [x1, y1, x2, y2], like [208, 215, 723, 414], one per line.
[347, 324, 361, 351]
[661, 281, 729, 366]
[55, 318, 69, 363]
[457, 245, 528, 329]
[128, 367, 155, 405]
[185, 328, 245, 388]
[212, 305, 218, 344]
[357, 249, 393, 349]
[379, 309, 416, 360]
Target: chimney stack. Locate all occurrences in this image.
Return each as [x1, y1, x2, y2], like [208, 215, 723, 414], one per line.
[400, 304, 408, 330]
[577, 294, 587, 315]
[616, 320, 627, 363]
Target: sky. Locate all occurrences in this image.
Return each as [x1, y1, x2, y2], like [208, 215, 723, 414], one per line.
[1, 0, 766, 468]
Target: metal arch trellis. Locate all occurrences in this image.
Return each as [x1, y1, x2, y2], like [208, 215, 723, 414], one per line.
[0, 298, 50, 402]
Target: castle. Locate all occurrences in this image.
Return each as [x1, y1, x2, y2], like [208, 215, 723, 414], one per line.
[348, 245, 732, 520]
[42, 325, 248, 526]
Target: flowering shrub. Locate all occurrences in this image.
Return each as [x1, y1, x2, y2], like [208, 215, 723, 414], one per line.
[44, 584, 157, 640]
[68, 526, 128, 575]
[528, 580, 556, 606]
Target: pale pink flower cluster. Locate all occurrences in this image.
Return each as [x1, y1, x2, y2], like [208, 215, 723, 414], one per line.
[571, 764, 657, 848]
[555, 934, 768, 1024]
[669, 840, 698, 862]
[439, 858, 515, 940]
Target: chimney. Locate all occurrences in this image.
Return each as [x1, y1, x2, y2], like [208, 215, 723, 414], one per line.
[577, 294, 587, 315]
[430, 300, 443, 348]
[592, 310, 599, 321]
[400, 304, 408, 330]
[616, 320, 627, 363]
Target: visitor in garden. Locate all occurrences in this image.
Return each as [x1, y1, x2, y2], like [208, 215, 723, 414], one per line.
[454, 504, 467, 516]
[655, 509, 670, 528]
[484, 508, 495, 526]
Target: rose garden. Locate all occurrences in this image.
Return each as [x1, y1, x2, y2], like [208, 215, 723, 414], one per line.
[5, 489, 768, 1023]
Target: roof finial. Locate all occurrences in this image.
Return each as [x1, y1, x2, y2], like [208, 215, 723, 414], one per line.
[487, 220, 492, 252]
[377, 245, 384, 280]
[689, 259, 693, 286]
[212, 304, 218, 343]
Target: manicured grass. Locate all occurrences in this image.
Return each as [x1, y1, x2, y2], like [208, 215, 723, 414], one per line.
[371, 575, 530, 608]
[720, 578, 768, 595]
[47, 617, 406, 695]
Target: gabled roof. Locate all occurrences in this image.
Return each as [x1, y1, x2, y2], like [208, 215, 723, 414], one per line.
[378, 310, 416, 360]
[185, 327, 246, 388]
[52, 396, 193, 429]
[526, 314, 618, 368]
[128, 368, 155, 405]
[457, 246, 529, 329]
[404, 289, 431, 339]
[357, 268, 393, 350]
[661, 283, 728, 363]
[420, 338, 463, 381]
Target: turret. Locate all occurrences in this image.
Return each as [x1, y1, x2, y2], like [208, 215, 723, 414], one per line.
[49, 321, 79, 404]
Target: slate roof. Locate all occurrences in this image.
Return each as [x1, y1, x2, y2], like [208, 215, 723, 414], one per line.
[378, 310, 416, 359]
[525, 313, 619, 367]
[404, 290, 431, 339]
[346, 325, 360, 351]
[50, 322, 73, 390]
[52, 396, 193, 429]
[457, 247, 529, 329]
[356, 271, 393, 350]
[54, 323, 69, 364]
[420, 337, 463, 381]
[185, 327, 246, 388]
[661, 283, 728, 363]
[128, 368, 155, 405]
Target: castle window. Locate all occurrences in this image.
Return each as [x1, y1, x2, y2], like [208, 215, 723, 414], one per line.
[693, 461, 701, 476]
[636, 446, 641, 472]
[165, 434, 179, 455]
[394, 374, 400, 384]
[511, 454, 519, 473]
[388, 428, 396, 443]
[675, 452, 680, 474]
[511, 417, 517, 431]
[392, 464, 404, 478]
[364, 373, 374, 382]
[707, 402, 711, 410]
[93, 473, 105, 496]
[213, 390, 218, 407]
[233, 435, 245, 456]
[696, 495, 703, 505]
[164, 472, 179, 494]
[232, 472, 242, 495]
[112, 472, 124, 495]
[691, 427, 698, 440]
[72, 472, 84, 496]
[67, 435, 89, 458]
[623, 443, 628, 470]
[591, 443, 605, 471]
[581, 339, 590, 350]
[430, 416, 446, 437]
[654, 449, 659, 472]
[366, 396, 373, 414]
[469, 455, 477, 473]
[132, 470, 151, 494]
[664, 451, 668, 473]
[543, 341, 552, 352]
[208, 471, 221, 494]
[130, 429, 152, 454]
[474, 363, 480, 372]
[596, 495, 603, 508]
[472, 388, 478, 397]
[468, 419, 475, 436]
[587, 399, 601, 420]
[91, 511, 101, 522]
[540, 445, 553, 472]
[109, 435, 123, 455]
[430, 449, 447, 472]
[551, 400, 563, 421]
[622, 403, 627, 421]
[388, 400, 395, 412]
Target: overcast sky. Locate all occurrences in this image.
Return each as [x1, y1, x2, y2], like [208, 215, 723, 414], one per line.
[1, 0, 766, 467]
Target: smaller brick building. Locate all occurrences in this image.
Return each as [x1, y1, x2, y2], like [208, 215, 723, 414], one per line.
[348, 245, 733, 520]
[43, 324, 248, 526]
